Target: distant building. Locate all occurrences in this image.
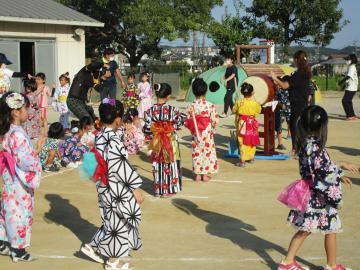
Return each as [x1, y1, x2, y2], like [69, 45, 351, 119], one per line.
[0, 0, 103, 91]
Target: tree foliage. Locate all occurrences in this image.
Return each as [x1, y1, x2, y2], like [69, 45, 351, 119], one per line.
[208, 0, 252, 57]
[245, 0, 347, 61]
[59, 0, 222, 68]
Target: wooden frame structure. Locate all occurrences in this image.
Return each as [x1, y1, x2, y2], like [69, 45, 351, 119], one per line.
[235, 44, 272, 65]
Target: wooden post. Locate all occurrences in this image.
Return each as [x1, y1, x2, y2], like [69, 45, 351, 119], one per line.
[236, 46, 241, 64]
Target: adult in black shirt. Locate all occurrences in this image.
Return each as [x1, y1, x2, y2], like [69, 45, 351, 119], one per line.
[221, 55, 238, 117]
[67, 62, 110, 122]
[272, 50, 312, 151]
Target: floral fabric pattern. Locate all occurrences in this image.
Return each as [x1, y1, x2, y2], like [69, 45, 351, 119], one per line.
[23, 92, 42, 139]
[59, 135, 89, 164]
[186, 99, 219, 175]
[287, 137, 344, 233]
[39, 138, 61, 169]
[0, 124, 41, 249]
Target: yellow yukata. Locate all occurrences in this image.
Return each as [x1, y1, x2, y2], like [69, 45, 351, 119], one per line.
[233, 98, 261, 162]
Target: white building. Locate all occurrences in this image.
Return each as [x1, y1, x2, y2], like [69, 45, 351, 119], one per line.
[0, 0, 103, 91]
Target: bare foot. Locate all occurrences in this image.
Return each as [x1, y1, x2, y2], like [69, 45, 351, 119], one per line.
[202, 175, 210, 182]
[195, 175, 201, 182]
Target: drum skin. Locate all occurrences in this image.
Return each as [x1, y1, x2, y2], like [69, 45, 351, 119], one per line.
[242, 74, 275, 105]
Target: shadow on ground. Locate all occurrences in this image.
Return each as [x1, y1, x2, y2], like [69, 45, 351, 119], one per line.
[172, 199, 320, 270]
[44, 194, 98, 244]
[328, 146, 360, 156]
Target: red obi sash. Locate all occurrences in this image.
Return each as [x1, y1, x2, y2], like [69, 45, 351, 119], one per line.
[0, 150, 15, 176]
[185, 115, 211, 137]
[149, 121, 175, 163]
[92, 149, 108, 185]
[239, 115, 260, 146]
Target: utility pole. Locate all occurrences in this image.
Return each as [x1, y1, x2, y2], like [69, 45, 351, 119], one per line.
[201, 32, 206, 56]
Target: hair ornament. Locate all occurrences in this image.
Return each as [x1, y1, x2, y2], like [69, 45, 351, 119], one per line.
[71, 127, 79, 133]
[155, 83, 161, 92]
[5, 93, 25, 109]
[314, 114, 321, 120]
[102, 98, 116, 106]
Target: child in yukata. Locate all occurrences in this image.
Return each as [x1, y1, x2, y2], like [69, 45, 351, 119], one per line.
[185, 78, 219, 182]
[137, 72, 153, 118]
[39, 122, 64, 172]
[123, 74, 140, 111]
[123, 113, 143, 155]
[34, 73, 51, 120]
[232, 82, 261, 167]
[52, 72, 71, 132]
[80, 99, 143, 270]
[143, 83, 187, 198]
[278, 105, 357, 270]
[60, 116, 91, 168]
[0, 92, 44, 262]
[23, 80, 42, 139]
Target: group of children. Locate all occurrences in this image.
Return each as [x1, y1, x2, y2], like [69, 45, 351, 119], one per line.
[0, 63, 359, 270]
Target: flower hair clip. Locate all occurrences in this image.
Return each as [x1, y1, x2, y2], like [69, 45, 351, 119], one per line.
[5, 93, 25, 109]
[102, 98, 116, 106]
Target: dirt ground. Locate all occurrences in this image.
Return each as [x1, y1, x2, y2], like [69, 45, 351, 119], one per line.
[1, 92, 359, 270]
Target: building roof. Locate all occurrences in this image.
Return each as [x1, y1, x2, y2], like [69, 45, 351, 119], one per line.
[0, 0, 103, 27]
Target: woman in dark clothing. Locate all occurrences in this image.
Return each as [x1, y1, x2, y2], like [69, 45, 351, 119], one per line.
[271, 50, 312, 151]
[67, 62, 110, 122]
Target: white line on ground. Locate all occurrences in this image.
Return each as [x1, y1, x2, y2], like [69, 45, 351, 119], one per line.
[145, 194, 209, 200]
[183, 178, 243, 183]
[35, 254, 334, 263]
[41, 168, 75, 179]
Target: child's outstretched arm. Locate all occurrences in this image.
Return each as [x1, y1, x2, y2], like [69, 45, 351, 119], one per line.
[338, 161, 359, 174]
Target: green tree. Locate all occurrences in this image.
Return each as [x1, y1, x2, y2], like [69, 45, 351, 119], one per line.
[59, 0, 222, 69]
[245, 0, 347, 62]
[208, 1, 252, 56]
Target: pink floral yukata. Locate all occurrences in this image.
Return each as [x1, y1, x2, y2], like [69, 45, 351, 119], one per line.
[0, 124, 41, 249]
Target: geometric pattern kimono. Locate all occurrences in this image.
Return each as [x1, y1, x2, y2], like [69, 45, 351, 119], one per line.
[0, 124, 41, 249]
[90, 127, 142, 258]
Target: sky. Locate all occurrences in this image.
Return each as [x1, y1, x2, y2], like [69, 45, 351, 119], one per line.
[160, 0, 360, 49]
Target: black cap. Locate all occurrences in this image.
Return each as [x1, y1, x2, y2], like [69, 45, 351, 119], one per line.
[344, 53, 358, 64]
[0, 53, 12, 65]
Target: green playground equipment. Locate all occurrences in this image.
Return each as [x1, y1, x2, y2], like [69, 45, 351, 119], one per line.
[185, 65, 248, 104]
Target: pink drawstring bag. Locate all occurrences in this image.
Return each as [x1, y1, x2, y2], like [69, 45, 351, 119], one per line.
[277, 179, 311, 213]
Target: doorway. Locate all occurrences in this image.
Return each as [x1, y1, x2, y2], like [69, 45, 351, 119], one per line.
[20, 42, 35, 75]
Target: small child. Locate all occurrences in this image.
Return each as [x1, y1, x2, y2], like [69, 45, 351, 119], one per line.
[232, 82, 261, 167]
[275, 76, 291, 150]
[127, 107, 144, 144]
[52, 72, 71, 132]
[137, 72, 153, 118]
[80, 116, 95, 149]
[0, 92, 44, 261]
[39, 122, 64, 172]
[23, 80, 43, 139]
[60, 116, 90, 168]
[143, 83, 186, 198]
[123, 74, 140, 111]
[278, 105, 357, 270]
[123, 113, 143, 155]
[80, 99, 143, 270]
[185, 78, 219, 182]
[34, 72, 51, 120]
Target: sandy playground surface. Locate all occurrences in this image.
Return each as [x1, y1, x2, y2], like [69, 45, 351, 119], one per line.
[0, 92, 359, 270]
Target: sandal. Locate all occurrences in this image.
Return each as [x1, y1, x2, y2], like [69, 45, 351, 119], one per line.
[324, 264, 352, 270]
[0, 243, 10, 256]
[235, 162, 246, 167]
[105, 259, 134, 270]
[80, 243, 104, 264]
[11, 252, 37, 262]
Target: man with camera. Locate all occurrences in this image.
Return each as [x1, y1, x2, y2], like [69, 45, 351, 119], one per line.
[100, 48, 126, 100]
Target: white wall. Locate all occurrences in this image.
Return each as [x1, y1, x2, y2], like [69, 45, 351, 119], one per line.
[0, 21, 86, 80]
